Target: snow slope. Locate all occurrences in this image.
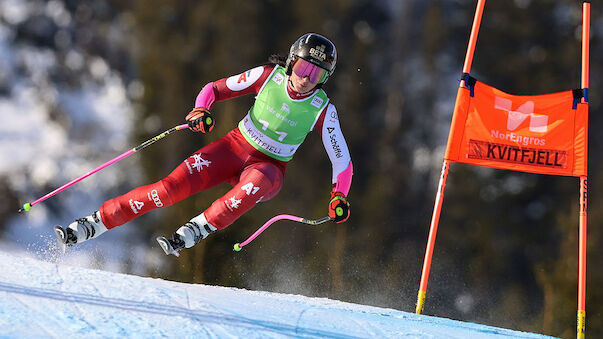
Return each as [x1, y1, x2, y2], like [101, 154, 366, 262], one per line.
[0, 251, 556, 339]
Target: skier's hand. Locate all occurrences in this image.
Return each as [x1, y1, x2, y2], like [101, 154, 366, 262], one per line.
[186, 107, 214, 133]
[328, 192, 350, 223]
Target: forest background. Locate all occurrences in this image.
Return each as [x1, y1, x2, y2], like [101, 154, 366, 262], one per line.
[0, 1, 601, 338]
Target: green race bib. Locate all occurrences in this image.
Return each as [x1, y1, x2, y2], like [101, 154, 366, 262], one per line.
[239, 66, 329, 161]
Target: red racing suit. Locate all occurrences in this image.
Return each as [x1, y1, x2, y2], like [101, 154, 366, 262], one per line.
[99, 64, 353, 230]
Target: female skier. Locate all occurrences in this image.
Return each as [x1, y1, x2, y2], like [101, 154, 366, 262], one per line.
[55, 33, 353, 256]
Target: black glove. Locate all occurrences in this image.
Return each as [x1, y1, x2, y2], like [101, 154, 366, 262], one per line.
[328, 192, 350, 223]
[186, 107, 215, 133]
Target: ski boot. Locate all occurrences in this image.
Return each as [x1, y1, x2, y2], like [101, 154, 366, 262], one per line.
[156, 233, 186, 257]
[54, 211, 108, 252]
[157, 213, 217, 257]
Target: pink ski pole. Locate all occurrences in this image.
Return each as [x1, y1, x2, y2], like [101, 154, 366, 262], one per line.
[233, 214, 332, 251]
[19, 124, 189, 213]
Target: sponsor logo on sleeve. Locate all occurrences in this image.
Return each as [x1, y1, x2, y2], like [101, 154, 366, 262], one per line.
[329, 109, 339, 122]
[330, 134, 343, 158]
[226, 66, 264, 91]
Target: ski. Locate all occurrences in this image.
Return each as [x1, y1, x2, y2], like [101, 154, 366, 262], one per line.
[156, 236, 180, 257]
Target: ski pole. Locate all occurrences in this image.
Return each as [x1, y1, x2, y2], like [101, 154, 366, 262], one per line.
[233, 215, 332, 251]
[19, 123, 190, 213]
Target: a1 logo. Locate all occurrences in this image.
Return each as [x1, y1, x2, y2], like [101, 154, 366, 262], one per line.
[241, 182, 260, 195]
[226, 66, 263, 91]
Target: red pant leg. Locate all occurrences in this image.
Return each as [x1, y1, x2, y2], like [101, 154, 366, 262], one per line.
[99, 135, 242, 228]
[204, 162, 284, 229]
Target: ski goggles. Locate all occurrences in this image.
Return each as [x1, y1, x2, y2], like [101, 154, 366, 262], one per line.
[291, 58, 328, 84]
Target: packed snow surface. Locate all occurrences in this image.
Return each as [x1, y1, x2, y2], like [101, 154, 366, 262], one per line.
[0, 251, 556, 338]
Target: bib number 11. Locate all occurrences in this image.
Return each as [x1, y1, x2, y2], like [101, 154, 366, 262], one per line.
[258, 119, 288, 141]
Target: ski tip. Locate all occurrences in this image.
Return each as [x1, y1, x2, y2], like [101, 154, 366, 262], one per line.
[233, 243, 242, 252]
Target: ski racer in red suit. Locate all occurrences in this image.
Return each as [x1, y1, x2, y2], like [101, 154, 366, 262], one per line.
[55, 33, 353, 256]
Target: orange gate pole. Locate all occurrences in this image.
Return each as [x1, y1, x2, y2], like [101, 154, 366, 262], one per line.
[415, 160, 449, 314]
[415, 0, 486, 315]
[577, 2, 589, 338]
[578, 176, 587, 339]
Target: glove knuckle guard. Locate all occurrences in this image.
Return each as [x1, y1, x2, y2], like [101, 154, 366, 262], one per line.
[328, 193, 350, 223]
[187, 108, 214, 133]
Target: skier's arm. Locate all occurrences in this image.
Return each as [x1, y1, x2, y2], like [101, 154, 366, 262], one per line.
[316, 103, 353, 222]
[187, 65, 275, 132]
[317, 103, 353, 195]
[194, 65, 275, 109]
